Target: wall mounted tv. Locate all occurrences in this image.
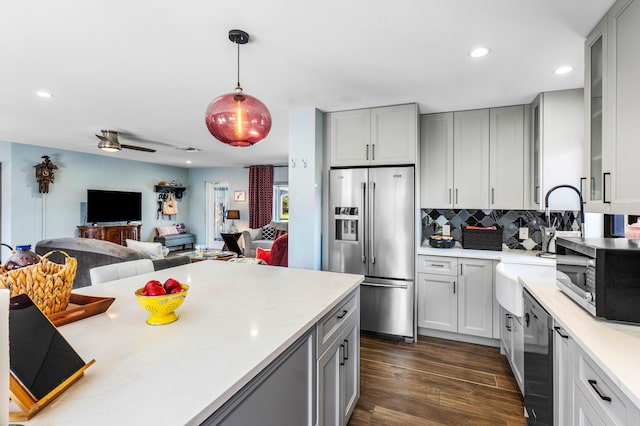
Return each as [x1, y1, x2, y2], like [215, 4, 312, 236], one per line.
[86, 189, 142, 223]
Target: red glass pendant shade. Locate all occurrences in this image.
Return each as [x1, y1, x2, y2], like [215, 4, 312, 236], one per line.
[205, 90, 272, 147]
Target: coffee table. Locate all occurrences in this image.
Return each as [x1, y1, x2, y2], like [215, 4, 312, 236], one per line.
[185, 249, 238, 263]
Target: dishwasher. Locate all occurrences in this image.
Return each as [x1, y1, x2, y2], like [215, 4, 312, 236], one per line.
[523, 289, 553, 425]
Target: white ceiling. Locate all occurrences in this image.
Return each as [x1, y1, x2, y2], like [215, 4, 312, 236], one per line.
[0, 0, 613, 168]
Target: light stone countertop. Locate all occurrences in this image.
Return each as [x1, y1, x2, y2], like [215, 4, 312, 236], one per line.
[19, 261, 363, 425]
[418, 245, 556, 266]
[522, 277, 640, 410]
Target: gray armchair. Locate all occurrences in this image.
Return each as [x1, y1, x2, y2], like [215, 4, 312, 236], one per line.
[242, 221, 288, 257]
[35, 238, 190, 288]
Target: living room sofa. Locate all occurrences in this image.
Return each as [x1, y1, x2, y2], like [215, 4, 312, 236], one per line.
[242, 221, 288, 257]
[35, 237, 190, 288]
[153, 233, 196, 251]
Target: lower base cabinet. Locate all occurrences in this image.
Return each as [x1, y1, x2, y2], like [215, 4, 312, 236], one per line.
[203, 288, 360, 426]
[500, 307, 524, 394]
[317, 290, 360, 426]
[418, 256, 494, 338]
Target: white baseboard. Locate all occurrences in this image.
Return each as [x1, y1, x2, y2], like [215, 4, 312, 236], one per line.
[417, 327, 500, 348]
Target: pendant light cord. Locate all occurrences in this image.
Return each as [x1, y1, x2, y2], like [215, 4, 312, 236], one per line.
[237, 41, 241, 88]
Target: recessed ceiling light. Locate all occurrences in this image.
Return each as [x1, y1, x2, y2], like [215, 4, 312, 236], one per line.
[469, 47, 491, 58]
[554, 66, 575, 75]
[36, 91, 53, 98]
[186, 160, 192, 164]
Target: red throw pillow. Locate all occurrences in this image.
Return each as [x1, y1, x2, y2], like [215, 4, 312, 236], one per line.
[256, 247, 271, 264]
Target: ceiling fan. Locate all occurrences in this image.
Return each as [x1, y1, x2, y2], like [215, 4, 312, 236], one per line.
[95, 130, 202, 153]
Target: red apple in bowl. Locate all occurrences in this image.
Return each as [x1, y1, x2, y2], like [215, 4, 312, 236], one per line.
[163, 278, 182, 293]
[145, 286, 167, 296]
[169, 286, 184, 294]
[144, 280, 162, 293]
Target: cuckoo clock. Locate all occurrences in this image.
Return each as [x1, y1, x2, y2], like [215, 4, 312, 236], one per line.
[34, 155, 58, 193]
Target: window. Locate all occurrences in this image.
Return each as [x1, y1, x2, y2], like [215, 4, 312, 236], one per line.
[273, 184, 289, 221]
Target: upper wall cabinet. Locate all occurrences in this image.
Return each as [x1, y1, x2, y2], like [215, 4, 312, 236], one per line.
[586, 0, 640, 213]
[528, 89, 585, 211]
[329, 104, 418, 167]
[420, 106, 525, 209]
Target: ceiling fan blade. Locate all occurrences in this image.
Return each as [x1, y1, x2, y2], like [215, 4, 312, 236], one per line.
[121, 144, 156, 153]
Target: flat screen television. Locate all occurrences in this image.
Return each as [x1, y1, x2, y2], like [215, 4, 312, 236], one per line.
[86, 189, 142, 223]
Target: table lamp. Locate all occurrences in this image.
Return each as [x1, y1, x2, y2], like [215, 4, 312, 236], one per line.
[226, 210, 240, 232]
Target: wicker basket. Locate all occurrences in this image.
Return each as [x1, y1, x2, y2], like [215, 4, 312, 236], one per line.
[0, 250, 77, 315]
[462, 227, 503, 251]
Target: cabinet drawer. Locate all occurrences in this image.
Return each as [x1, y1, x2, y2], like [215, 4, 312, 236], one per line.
[573, 341, 637, 425]
[417, 255, 458, 275]
[317, 290, 358, 358]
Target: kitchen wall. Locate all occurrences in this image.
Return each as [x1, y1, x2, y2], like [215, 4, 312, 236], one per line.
[421, 208, 583, 250]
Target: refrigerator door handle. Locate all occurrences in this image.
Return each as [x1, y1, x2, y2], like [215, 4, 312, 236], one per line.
[362, 282, 409, 290]
[361, 181, 367, 263]
[370, 181, 376, 264]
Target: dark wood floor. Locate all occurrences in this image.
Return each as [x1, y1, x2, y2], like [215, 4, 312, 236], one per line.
[349, 334, 526, 425]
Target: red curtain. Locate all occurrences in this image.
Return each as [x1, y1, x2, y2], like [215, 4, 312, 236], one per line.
[248, 165, 273, 228]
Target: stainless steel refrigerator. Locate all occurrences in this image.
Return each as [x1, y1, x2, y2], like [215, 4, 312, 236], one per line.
[328, 166, 415, 340]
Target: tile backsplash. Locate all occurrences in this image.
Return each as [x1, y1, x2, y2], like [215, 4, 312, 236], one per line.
[422, 209, 582, 250]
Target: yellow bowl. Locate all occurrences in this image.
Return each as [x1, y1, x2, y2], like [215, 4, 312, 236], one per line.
[134, 284, 189, 325]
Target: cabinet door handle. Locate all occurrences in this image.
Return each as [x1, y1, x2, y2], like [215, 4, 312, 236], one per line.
[455, 188, 459, 204]
[453, 281, 456, 294]
[460, 264, 463, 275]
[340, 344, 345, 366]
[491, 188, 495, 205]
[580, 177, 587, 203]
[535, 185, 540, 204]
[337, 309, 348, 320]
[603, 172, 611, 204]
[372, 144, 375, 160]
[588, 379, 612, 402]
[448, 188, 452, 204]
[343, 339, 349, 360]
[554, 326, 569, 339]
[366, 144, 369, 160]
[505, 313, 512, 331]
[430, 263, 444, 268]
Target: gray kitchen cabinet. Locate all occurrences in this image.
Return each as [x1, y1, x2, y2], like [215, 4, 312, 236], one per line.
[420, 112, 454, 207]
[205, 331, 315, 426]
[453, 109, 490, 209]
[417, 256, 493, 338]
[329, 104, 417, 167]
[420, 106, 524, 209]
[500, 307, 524, 395]
[528, 89, 584, 211]
[553, 322, 573, 426]
[603, 0, 640, 212]
[585, 14, 608, 212]
[489, 105, 525, 209]
[316, 289, 360, 426]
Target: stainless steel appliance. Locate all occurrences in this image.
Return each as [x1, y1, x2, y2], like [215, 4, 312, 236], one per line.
[556, 237, 640, 323]
[523, 289, 553, 426]
[328, 166, 414, 340]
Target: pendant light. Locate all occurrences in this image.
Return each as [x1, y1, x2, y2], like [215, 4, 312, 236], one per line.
[205, 29, 272, 147]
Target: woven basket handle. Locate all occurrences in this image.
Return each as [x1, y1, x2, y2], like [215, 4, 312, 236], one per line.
[41, 250, 72, 261]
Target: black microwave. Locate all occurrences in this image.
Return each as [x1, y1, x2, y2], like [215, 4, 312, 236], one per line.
[556, 237, 640, 324]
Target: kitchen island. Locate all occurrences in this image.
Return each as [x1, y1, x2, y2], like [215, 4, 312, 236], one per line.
[16, 260, 363, 425]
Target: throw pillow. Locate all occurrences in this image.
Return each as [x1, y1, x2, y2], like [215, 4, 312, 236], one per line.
[175, 223, 187, 234]
[261, 224, 276, 240]
[275, 229, 287, 239]
[157, 225, 178, 236]
[126, 239, 166, 260]
[256, 247, 272, 264]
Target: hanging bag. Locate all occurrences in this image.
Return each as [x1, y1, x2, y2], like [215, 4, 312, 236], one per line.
[163, 192, 178, 215]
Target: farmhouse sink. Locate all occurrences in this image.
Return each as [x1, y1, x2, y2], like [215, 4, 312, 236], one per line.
[495, 262, 555, 316]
